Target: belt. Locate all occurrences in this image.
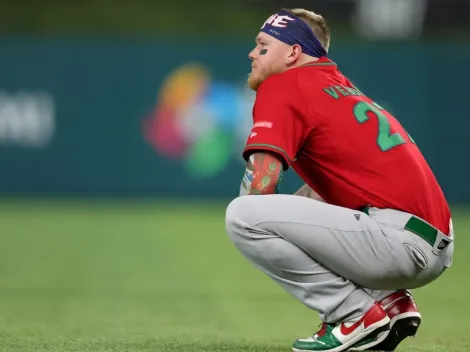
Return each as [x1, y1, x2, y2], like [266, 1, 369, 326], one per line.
[361, 207, 438, 247]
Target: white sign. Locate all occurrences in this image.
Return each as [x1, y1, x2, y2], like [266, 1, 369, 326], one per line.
[353, 0, 428, 39]
[0, 90, 55, 148]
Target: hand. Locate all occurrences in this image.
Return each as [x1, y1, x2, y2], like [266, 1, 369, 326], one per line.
[294, 184, 325, 202]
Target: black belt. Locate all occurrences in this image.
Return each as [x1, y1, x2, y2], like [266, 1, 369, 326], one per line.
[361, 207, 438, 247]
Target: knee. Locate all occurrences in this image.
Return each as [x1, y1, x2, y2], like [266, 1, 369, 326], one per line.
[225, 196, 256, 243]
[225, 196, 247, 235]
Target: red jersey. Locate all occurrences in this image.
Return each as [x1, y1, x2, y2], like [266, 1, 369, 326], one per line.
[243, 57, 451, 235]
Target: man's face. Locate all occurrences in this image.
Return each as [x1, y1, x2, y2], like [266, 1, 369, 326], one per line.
[248, 32, 291, 91]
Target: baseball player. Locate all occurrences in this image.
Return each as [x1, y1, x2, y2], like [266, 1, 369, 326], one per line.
[225, 7, 454, 352]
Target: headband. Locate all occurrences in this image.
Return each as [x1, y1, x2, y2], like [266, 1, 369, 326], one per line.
[260, 10, 328, 58]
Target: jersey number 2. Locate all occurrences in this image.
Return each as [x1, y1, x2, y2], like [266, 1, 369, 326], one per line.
[353, 101, 415, 152]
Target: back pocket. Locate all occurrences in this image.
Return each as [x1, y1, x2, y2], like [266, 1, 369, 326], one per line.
[403, 241, 428, 269]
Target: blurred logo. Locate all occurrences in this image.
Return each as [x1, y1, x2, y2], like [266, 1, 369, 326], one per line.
[0, 90, 55, 148]
[143, 63, 254, 178]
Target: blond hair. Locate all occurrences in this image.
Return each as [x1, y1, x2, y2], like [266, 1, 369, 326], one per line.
[284, 8, 331, 52]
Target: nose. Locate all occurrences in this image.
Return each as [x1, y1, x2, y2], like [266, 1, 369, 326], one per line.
[248, 49, 256, 61]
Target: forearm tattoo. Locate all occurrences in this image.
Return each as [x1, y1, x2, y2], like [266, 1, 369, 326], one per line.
[240, 152, 283, 196]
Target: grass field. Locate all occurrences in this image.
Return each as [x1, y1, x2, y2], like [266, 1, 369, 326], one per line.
[0, 199, 468, 352]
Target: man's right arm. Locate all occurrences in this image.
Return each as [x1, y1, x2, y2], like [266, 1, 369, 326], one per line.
[294, 184, 325, 202]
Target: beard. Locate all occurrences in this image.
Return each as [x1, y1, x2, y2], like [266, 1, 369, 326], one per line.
[247, 72, 263, 91]
[247, 65, 281, 91]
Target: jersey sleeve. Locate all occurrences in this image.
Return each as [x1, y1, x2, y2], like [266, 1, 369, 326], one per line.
[243, 75, 309, 170]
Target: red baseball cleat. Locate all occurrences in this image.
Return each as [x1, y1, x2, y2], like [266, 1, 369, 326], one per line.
[365, 290, 421, 351]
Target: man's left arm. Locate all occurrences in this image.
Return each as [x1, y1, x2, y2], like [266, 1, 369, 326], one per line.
[240, 152, 284, 196]
[239, 75, 308, 196]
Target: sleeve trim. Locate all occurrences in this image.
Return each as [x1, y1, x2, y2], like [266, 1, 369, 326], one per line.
[243, 143, 294, 170]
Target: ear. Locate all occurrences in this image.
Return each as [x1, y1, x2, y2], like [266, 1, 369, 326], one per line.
[286, 44, 303, 65]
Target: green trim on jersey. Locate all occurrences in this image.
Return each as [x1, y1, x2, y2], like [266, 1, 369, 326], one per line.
[302, 61, 337, 67]
[245, 143, 294, 163]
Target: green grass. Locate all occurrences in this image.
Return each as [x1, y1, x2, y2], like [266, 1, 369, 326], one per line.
[0, 200, 468, 352]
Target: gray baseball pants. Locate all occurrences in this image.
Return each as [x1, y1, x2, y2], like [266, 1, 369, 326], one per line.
[224, 194, 454, 323]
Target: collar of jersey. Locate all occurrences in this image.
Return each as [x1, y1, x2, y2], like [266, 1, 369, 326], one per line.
[300, 57, 337, 67]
